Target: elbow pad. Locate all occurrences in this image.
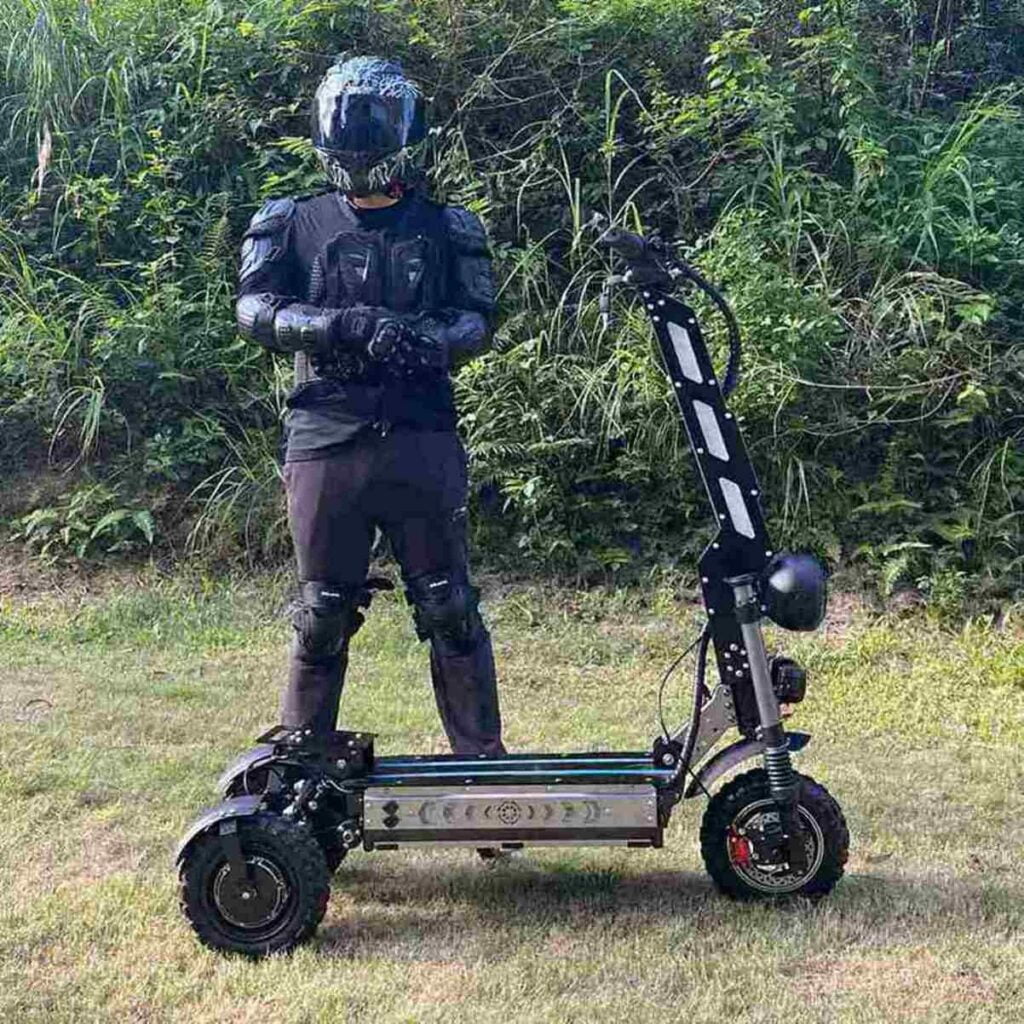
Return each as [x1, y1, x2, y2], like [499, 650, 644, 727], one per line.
[418, 309, 491, 367]
[236, 292, 282, 348]
[273, 303, 343, 354]
[444, 311, 490, 351]
[236, 294, 343, 354]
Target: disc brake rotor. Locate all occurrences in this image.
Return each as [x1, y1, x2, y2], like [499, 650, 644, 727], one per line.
[727, 799, 825, 894]
[212, 856, 290, 929]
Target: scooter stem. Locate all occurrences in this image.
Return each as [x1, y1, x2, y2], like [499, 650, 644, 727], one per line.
[729, 577, 780, 733]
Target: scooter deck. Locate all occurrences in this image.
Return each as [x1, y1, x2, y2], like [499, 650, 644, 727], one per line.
[361, 753, 673, 849]
[366, 751, 676, 788]
[237, 736, 678, 849]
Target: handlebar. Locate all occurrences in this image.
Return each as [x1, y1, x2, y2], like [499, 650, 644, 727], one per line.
[592, 215, 742, 397]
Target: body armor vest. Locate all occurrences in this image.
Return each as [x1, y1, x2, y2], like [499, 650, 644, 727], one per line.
[290, 193, 448, 385]
[309, 231, 441, 311]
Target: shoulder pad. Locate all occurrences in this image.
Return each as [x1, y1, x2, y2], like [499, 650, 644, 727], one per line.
[244, 197, 296, 238]
[291, 187, 336, 209]
[443, 205, 489, 254]
[296, 187, 336, 201]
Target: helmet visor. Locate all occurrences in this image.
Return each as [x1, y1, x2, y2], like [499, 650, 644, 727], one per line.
[313, 88, 425, 159]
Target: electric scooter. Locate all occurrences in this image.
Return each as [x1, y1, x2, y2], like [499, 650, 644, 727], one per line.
[175, 223, 849, 957]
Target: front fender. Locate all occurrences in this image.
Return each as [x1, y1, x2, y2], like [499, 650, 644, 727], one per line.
[174, 794, 264, 864]
[683, 731, 811, 799]
[216, 744, 277, 797]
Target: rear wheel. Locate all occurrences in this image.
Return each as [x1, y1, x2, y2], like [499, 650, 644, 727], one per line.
[316, 834, 349, 873]
[700, 768, 848, 900]
[225, 768, 349, 873]
[178, 813, 330, 956]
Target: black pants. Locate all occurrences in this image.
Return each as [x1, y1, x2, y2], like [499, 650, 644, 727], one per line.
[283, 428, 504, 756]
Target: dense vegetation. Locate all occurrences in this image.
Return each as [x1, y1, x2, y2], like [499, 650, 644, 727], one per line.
[1, 0, 1022, 605]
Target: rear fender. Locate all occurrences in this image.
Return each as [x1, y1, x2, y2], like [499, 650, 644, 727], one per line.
[683, 731, 811, 799]
[174, 794, 264, 864]
[216, 744, 277, 797]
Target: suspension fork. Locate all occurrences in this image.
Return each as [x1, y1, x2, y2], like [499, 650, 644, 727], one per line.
[729, 575, 808, 871]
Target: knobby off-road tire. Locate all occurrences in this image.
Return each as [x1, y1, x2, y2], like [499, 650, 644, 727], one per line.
[225, 771, 348, 874]
[178, 813, 330, 956]
[700, 768, 849, 900]
[316, 836, 348, 874]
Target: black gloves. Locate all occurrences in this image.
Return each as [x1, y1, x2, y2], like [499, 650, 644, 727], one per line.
[366, 318, 448, 376]
[331, 305, 448, 376]
[332, 306, 387, 347]
[237, 299, 454, 374]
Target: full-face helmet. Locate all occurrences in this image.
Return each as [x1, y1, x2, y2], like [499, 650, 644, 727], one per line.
[311, 56, 426, 196]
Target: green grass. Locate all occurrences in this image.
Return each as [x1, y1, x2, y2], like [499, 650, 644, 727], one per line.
[1, 570, 1023, 1023]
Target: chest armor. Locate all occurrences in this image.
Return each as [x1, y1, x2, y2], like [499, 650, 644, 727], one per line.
[308, 229, 443, 313]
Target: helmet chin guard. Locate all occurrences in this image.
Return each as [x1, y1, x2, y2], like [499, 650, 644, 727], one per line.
[311, 56, 426, 195]
[317, 147, 424, 197]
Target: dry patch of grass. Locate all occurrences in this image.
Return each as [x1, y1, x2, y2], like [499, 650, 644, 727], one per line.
[791, 950, 997, 1009]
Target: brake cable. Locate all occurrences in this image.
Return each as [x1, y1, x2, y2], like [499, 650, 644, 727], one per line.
[677, 623, 711, 773]
[668, 257, 742, 398]
[656, 622, 711, 744]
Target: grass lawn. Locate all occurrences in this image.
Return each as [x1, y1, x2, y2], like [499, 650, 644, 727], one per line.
[1, 568, 1022, 1023]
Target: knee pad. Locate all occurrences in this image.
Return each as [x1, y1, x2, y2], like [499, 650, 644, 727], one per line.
[291, 581, 365, 661]
[406, 572, 484, 656]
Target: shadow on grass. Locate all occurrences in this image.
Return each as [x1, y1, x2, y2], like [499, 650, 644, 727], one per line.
[314, 858, 1022, 959]
[316, 862, 711, 956]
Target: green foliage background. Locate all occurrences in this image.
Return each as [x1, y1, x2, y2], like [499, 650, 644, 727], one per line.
[1, 0, 1023, 602]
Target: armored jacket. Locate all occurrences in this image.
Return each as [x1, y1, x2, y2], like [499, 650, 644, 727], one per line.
[235, 190, 496, 460]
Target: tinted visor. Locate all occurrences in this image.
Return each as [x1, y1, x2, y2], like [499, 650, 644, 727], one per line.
[312, 87, 425, 158]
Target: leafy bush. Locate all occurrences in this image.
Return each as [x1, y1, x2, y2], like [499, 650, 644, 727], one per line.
[11, 482, 155, 561]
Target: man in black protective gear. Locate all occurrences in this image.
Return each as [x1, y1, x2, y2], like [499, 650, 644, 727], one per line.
[235, 55, 505, 758]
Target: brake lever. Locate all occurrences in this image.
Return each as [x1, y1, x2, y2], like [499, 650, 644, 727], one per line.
[591, 213, 675, 280]
[590, 213, 677, 326]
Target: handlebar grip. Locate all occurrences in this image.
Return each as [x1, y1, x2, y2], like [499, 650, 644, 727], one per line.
[596, 225, 650, 262]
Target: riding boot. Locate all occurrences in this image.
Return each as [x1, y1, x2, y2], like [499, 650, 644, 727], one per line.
[281, 638, 350, 735]
[429, 627, 505, 756]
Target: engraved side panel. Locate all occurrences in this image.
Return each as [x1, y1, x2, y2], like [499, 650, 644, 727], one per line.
[363, 784, 659, 846]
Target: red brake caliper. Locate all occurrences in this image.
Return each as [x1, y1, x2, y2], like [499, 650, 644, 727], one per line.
[727, 827, 752, 867]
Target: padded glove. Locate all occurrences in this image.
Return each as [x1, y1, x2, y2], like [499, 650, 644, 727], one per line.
[365, 318, 449, 377]
[332, 306, 391, 348]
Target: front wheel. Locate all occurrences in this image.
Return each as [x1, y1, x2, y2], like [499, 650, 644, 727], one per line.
[700, 768, 849, 900]
[178, 813, 330, 956]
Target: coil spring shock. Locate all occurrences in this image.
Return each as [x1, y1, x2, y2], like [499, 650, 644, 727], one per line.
[763, 743, 797, 801]
[762, 741, 809, 870]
